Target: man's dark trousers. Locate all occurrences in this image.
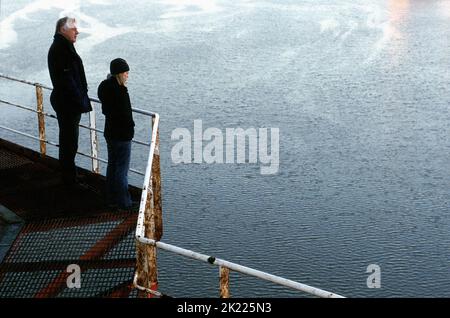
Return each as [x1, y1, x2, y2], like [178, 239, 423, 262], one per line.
[57, 112, 81, 184]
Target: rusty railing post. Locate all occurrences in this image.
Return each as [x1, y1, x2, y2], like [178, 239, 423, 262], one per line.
[152, 116, 163, 241]
[136, 116, 163, 297]
[35, 85, 46, 156]
[135, 240, 148, 297]
[142, 189, 158, 297]
[88, 108, 99, 173]
[220, 266, 230, 298]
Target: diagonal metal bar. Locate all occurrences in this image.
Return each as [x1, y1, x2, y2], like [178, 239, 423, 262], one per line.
[19, 212, 133, 234]
[34, 213, 137, 298]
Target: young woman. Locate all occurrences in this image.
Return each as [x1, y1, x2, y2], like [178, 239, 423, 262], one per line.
[97, 58, 135, 210]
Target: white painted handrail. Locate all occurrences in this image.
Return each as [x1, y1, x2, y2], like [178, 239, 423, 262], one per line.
[135, 113, 159, 239]
[136, 237, 344, 298]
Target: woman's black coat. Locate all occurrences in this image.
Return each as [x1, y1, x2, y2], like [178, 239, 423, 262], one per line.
[97, 76, 135, 141]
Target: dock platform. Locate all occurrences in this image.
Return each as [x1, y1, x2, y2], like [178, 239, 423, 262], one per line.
[0, 138, 140, 298]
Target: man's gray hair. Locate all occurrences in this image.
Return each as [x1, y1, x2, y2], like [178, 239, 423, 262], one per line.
[55, 17, 76, 34]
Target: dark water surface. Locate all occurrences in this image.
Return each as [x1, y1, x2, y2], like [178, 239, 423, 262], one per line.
[1, 0, 449, 297]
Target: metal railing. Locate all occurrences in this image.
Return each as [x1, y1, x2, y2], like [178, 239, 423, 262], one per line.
[133, 115, 344, 298]
[0, 73, 344, 298]
[0, 73, 151, 176]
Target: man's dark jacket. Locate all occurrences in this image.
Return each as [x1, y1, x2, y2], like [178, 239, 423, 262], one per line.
[48, 33, 92, 115]
[97, 76, 135, 141]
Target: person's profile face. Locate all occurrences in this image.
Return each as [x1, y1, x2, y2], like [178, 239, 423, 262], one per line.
[60, 21, 79, 43]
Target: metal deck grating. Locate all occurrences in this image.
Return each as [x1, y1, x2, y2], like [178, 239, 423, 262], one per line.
[0, 211, 138, 298]
[103, 231, 135, 260]
[0, 138, 150, 298]
[0, 148, 32, 170]
[6, 221, 121, 262]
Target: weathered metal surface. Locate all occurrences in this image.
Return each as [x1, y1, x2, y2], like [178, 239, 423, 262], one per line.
[220, 266, 230, 298]
[88, 110, 100, 174]
[152, 120, 163, 241]
[136, 187, 159, 297]
[35, 85, 46, 156]
[135, 115, 161, 298]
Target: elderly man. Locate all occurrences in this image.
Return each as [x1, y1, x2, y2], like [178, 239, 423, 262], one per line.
[48, 17, 92, 186]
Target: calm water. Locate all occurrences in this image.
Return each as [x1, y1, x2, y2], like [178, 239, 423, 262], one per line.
[1, 0, 450, 297]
